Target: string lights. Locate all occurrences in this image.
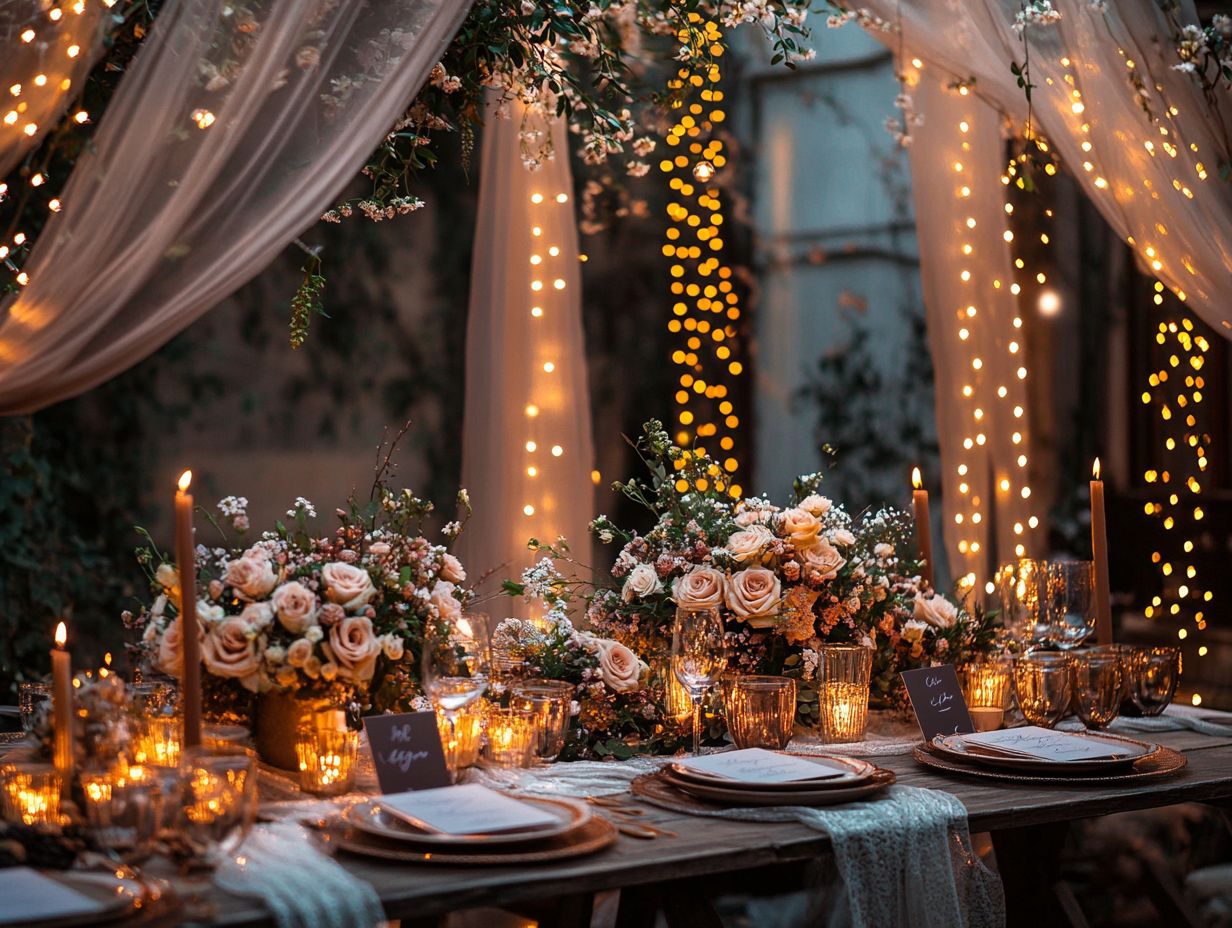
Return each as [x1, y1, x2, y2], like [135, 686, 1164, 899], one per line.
[660, 16, 744, 499]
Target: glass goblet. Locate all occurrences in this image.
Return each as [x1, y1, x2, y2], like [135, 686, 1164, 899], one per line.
[1070, 652, 1123, 729]
[671, 607, 726, 755]
[998, 558, 1048, 643]
[1044, 561, 1097, 650]
[80, 770, 164, 861]
[178, 746, 258, 867]
[1129, 647, 1181, 717]
[724, 676, 796, 750]
[1013, 654, 1073, 729]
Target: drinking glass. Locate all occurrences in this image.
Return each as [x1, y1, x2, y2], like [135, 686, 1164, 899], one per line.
[723, 676, 796, 750]
[671, 607, 726, 755]
[1043, 561, 1097, 650]
[178, 746, 257, 866]
[998, 559, 1048, 643]
[17, 682, 51, 734]
[1071, 651, 1124, 729]
[422, 612, 491, 768]
[1128, 647, 1181, 717]
[510, 680, 574, 762]
[815, 644, 874, 743]
[1013, 654, 1073, 728]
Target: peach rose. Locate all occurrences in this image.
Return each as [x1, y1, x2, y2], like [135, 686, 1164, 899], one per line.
[913, 592, 958, 630]
[724, 567, 782, 623]
[327, 615, 381, 683]
[202, 615, 262, 691]
[779, 507, 821, 548]
[156, 613, 204, 678]
[320, 562, 376, 611]
[271, 581, 318, 634]
[286, 637, 314, 668]
[589, 636, 645, 693]
[224, 555, 278, 601]
[726, 524, 774, 564]
[798, 494, 832, 517]
[800, 539, 846, 580]
[621, 563, 663, 602]
[671, 567, 725, 610]
[430, 580, 463, 622]
[441, 553, 467, 584]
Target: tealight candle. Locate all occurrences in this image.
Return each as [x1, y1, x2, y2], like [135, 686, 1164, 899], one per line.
[969, 706, 1004, 733]
[483, 708, 535, 768]
[815, 644, 873, 744]
[957, 659, 1012, 712]
[1, 763, 62, 826]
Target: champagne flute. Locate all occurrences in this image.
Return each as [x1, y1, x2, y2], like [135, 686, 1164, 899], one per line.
[671, 607, 726, 756]
[422, 612, 491, 770]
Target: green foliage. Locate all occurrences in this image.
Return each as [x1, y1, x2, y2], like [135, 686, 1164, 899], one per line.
[288, 252, 326, 350]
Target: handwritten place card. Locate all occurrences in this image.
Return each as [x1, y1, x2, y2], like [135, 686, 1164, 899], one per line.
[0, 868, 102, 925]
[901, 664, 975, 742]
[363, 711, 450, 794]
[958, 726, 1135, 762]
[675, 748, 847, 784]
[379, 784, 559, 835]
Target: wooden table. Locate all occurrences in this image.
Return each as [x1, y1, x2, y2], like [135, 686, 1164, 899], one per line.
[185, 729, 1232, 927]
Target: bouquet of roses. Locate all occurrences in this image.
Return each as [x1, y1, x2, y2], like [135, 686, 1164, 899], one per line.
[126, 467, 472, 720]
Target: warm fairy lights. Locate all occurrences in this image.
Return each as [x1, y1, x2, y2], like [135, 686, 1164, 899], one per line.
[660, 16, 743, 499]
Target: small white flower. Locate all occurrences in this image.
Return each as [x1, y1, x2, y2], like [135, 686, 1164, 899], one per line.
[304, 625, 324, 643]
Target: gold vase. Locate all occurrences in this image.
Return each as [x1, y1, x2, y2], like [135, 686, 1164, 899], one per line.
[254, 692, 323, 771]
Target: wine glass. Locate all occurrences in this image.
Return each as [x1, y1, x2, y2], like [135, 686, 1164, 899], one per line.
[998, 558, 1048, 644]
[1043, 561, 1097, 650]
[422, 612, 491, 766]
[1128, 647, 1181, 716]
[671, 607, 726, 755]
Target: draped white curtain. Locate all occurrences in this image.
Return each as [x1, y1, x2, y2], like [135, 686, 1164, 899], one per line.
[459, 98, 595, 614]
[0, 0, 472, 413]
[861, 0, 1232, 335]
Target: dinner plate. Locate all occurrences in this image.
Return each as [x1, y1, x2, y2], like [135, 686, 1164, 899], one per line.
[667, 753, 874, 791]
[342, 794, 591, 847]
[0, 871, 144, 928]
[658, 765, 895, 807]
[913, 743, 1187, 785]
[931, 731, 1158, 774]
[329, 815, 617, 865]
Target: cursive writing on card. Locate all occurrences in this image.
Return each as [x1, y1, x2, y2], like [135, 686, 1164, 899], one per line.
[379, 784, 559, 835]
[901, 664, 975, 742]
[363, 711, 450, 793]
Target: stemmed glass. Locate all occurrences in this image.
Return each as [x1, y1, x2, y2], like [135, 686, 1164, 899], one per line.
[998, 558, 1047, 645]
[422, 612, 491, 768]
[1044, 560, 1097, 650]
[671, 607, 726, 756]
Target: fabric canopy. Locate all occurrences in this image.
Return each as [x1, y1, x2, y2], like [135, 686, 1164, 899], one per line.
[859, 0, 1232, 337]
[0, 0, 472, 413]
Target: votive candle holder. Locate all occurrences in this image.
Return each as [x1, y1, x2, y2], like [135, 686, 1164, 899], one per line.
[510, 680, 574, 762]
[1, 762, 62, 826]
[437, 706, 485, 775]
[724, 675, 796, 750]
[134, 714, 182, 769]
[483, 708, 535, 768]
[814, 644, 873, 744]
[294, 710, 358, 797]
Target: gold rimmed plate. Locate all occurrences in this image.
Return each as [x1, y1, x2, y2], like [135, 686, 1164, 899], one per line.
[931, 731, 1158, 774]
[667, 753, 874, 791]
[342, 794, 591, 847]
[913, 742, 1187, 785]
[656, 766, 895, 807]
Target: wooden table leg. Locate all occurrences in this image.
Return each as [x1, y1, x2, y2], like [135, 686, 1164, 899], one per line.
[991, 822, 1074, 928]
[614, 884, 660, 928]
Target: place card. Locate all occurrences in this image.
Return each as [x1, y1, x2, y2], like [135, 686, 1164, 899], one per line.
[958, 726, 1136, 762]
[0, 868, 102, 925]
[379, 784, 559, 835]
[674, 748, 847, 784]
[901, 664, 975, 742]
[363, 711, 450, 794]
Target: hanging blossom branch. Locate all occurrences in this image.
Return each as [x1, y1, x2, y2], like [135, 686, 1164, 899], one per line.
[1006, 0, 1061, 190]
[1161, 4, 1232, 178]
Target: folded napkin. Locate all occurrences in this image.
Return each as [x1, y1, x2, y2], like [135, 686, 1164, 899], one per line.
[1057, 704, 1232, 738]
[213, 821, 383, 928]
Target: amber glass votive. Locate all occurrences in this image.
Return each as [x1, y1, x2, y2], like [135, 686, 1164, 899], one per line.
[815, 645, 873, 743]
[957, 657, 1013, 730]
[724, 675, 796, 750]
[134, 714, 182, 769]
[483, 708, 535, 768]
[1, 762, 62, 826]
[1013, 653, 1073, 728]
[510, 680, 574, 762]
[294, 710, 358, 796]
[437, 706, 485, 774]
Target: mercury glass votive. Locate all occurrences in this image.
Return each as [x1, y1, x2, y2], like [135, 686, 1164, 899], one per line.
[662, 663, 694, 723]
[510, 680, 574, 762]
[1, 762, 62, 826]
[724, 675, 796, 750]
[815, 645, 874, 744]
[294, 709, 358, 796]
[483, 708, 535, 768]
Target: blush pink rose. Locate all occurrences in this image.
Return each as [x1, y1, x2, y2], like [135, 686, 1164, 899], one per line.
[589, 637, 645, 693]
[156, 614, 204, 678]
[202, 615, 262, 691]
[726, 524, 774, 564]
[271, 581, 318, 634]
[440, 553, 467, 584]
[800, 539, 846, 580]
[320, 562, 376, 611]
[724, 567, 782, 620]
[286, 637, 314, 668]
[671, 567, 725, 610]
[224, 555, 278, 601]
[430, 580, 463, 622]
[327, 615, 381, 683]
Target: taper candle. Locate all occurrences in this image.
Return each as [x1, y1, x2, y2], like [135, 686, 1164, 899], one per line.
[1090, 458, 1112, 645]
[912, 467, 934, 588]
[176, 469, 202, 748]
[51, 622, 73, 793]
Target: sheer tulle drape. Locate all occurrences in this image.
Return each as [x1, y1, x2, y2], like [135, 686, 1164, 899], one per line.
[0, 1, 110, 178]
[0, 0, 472, 413]
[862, 0, 1232, 336]
[459, 99, 595, 614]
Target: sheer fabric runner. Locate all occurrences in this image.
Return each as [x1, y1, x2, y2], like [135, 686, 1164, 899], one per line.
[0, 0, 472, 413]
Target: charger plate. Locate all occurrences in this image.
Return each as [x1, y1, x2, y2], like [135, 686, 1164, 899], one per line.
[327, 815, 617, 865]
[2, 871, 145, 928]
[342, 794, 591, 847]
[931, 731, 1157, 774]
[634, 766, 896, 811]
[913, 743, 1187, 785]
[667, 754, 875, 791]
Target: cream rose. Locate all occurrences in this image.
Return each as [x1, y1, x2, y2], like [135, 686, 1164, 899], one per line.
[589, 637, 644, 693]
[441, 553, 467, 584]
[430, 580, 463, 622]
[156, 614, 203, 678]
[914, 592, 958, 630]
[327, 615, 381, 683]
[320, 562, 376, 611]
[798, 494, 833, 517]
[238, 601, 274, 632]
[154, 563, 179, 593]
[271, 581, 318, 634]
[901, 618, 929, 643]
[724, 567, 782, 621]
[202, 616, 262, 691]
[800, 539, 846, 580]
[671, 567, 725, 610]
[224, 555, 278, 601]
[621, 563, 663, 602]
[779, 507, 821, 548]
[828, 528, 856, 547]
[726, 524, 774, 564]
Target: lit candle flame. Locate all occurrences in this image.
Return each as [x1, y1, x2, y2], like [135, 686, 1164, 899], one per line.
[54, 621, 66, 648]
[178, 469, 193, 492]
[912, 467, 923, 490]
[1092, 457, 1101, 481]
